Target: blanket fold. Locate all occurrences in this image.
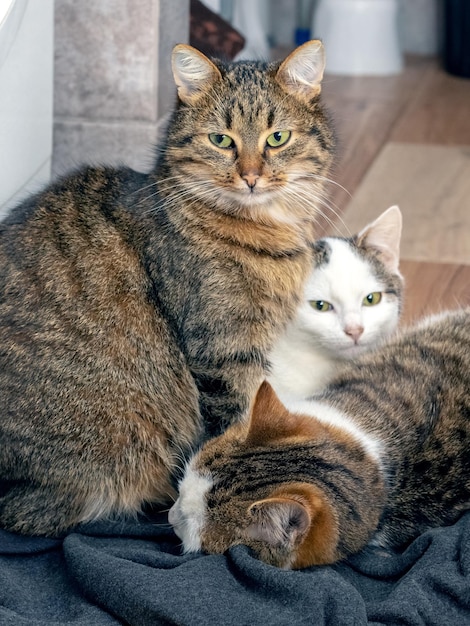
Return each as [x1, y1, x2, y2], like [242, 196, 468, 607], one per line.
[1, 512, 469, 625]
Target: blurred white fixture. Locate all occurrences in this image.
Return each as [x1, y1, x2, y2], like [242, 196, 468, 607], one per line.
[314, 0, 403, 76]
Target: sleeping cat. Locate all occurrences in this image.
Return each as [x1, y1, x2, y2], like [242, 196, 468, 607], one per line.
[0, 41, 335, 536]
[169, 308, 470, 569]
[269, 205, 403, 401]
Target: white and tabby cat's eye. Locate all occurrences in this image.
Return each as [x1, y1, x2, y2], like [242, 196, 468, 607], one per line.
[312, 291, 382, 312]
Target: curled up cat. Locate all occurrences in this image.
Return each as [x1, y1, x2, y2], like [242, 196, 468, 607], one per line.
[170, 308, 470, 569]
[0, 41, 335, 536]
[268, 205, 403, 402]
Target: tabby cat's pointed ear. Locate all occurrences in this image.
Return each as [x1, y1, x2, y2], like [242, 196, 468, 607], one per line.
[172, 44, 222, 104]
[275, 40, 325, 101]
[247, 484, 340, 568]
[246, 496, 310, 550]
[358, 205, 403, 274]
[246, 381, 291, 445]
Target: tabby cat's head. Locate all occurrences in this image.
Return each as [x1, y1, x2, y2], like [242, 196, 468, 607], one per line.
[160, 41, 334, 226]
[169, 381, 383, 569]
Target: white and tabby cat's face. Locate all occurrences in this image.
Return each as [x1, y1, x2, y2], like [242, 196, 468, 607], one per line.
[283, 206, 403, 362]
[296, 237, 400, 359]
[267, 206, 403, 400]
[164, 41, 334, 224]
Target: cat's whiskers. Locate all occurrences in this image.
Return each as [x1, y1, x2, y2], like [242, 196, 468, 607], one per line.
[155, 187, 226, 221]
[131, 175, 190, 209]
[171, 443, 198, 479]
[142, 175, 340, 233]
[304, 173, 352, 199]
[281, 183, 335, 226]
[149, 173, 286, 220]
[285, 179, 352, 237]
[163, 180, 223, 209]
[141, 179, 219, 216]
[131, 180, 158, 196]
[133, 174, 184, 197]
[302, 176, 351, 223]
[293, 173, 352, 233]
[290, 170, 347, 202]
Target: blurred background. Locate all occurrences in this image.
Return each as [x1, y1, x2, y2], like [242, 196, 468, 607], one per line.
[0, 0, 469, 322]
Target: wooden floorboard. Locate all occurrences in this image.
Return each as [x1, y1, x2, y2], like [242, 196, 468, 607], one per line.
[391, 60, 470, 145]
[339, 142, 470, 265]
[317, 56, 438, 231]
[317, 98, 404, 231]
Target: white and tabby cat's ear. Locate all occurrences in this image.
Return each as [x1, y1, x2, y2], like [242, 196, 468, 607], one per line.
[246, 496, 310, 549]
[276, 40, 325, 102]
[358, 205, 403, 274]
[172, 44, 222, 104]
[247, 484, 339, 567]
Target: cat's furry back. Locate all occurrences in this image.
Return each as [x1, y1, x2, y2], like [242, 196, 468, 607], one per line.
[0, 41, 335, 536]
[170, 309, 470, 569]
[269, 206, 403, 401]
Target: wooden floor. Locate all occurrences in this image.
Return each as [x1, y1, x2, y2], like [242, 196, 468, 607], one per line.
[316, 56, 470, 325]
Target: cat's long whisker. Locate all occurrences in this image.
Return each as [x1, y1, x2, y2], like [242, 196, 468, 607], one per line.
[136, 174, 193, 197]
[147, 184, 222, 217]
[140, 179, 218, 214]
[171, 443, 197, 473]
[301, 173, 353, 199]
[161, 180, 223, 207]
[131, 181, 158, 196]
[286, 181, 353, 237]
[132, 176, 193, 208]
[290, 172, 351, 215]
[281, 183, 337, 224]
[155, 174, 216, 199]
[301, 182, 353, 233]
[134, 174, 187, 197]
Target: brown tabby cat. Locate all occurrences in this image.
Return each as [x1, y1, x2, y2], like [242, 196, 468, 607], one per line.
[0, 41, 335, 536]
[169, 309, 470, 569]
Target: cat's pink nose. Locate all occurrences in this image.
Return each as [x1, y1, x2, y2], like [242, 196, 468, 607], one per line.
[344, 325, 364, 343]
[242, 171, 260, 189]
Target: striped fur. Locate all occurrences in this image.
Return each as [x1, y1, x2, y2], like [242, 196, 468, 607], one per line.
[170, 309, 470, 568]
[0, 42, 334, 536]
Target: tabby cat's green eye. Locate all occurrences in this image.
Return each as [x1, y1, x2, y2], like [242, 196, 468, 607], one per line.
[266, 130, 291, 148]
[310, 300, 333, 312]
[209, 133, 234, 149]
[363, 292, 382, 306]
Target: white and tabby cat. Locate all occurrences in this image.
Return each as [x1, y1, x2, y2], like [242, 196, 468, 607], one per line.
[170, 308, 470, 569]
[268, 206, 403, 401]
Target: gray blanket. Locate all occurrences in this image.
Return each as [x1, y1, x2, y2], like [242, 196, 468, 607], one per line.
[1, 510, 470, 626]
